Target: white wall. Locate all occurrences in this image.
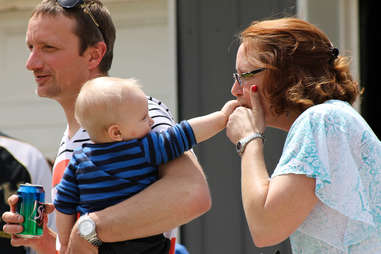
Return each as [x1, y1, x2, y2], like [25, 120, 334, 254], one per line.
[0, 0, 177, 159]
[109, 0, 177, 119]
[297, 0, 360, 109]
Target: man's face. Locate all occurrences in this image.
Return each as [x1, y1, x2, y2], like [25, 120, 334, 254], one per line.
[25, 13, 90, 103]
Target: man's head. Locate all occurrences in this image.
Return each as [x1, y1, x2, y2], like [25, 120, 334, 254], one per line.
[31, 0, 115, 74]
[75, 77, 154, 143]
[26, 0, 116, 103]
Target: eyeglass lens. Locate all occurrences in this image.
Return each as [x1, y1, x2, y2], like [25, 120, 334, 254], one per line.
[233, 73, 242, 86]
[233, 68, 265, 87]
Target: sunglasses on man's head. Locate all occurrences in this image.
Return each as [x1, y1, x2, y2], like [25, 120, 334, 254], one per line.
[57, 0, 100, 27]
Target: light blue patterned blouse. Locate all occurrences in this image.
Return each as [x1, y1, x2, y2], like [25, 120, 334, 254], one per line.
[272, 100, 381, 254]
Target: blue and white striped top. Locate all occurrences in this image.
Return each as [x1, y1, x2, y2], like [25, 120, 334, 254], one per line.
[54, 120, 196, 215]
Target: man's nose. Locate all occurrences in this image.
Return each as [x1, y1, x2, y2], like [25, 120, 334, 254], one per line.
[25, 50, 43, 71]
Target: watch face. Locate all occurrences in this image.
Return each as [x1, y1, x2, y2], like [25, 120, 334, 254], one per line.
[236, 141, 242, 151]
[80, 220, 94, 236]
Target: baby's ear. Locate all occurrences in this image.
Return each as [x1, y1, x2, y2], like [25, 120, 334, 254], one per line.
[108, 124, 123, 141]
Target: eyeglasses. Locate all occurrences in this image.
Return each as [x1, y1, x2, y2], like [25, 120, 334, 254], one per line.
[233, 68, 266, 87]
[57, 0, 100, 27]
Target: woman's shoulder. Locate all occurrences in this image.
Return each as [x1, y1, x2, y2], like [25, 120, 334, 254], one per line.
[296, 100, 355, 125]
[304, 99, 353, 117]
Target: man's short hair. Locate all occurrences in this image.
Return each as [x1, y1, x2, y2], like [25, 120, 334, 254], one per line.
[32, 0, 116, 74]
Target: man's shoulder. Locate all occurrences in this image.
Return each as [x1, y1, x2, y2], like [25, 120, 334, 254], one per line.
[55, 128, 91, 161]
[147, 96, 173, 116]
[146, 96, 176, 132]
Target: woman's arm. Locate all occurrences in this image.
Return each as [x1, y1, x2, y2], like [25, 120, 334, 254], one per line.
[240, 139, 318, 246]
[226, 86, 318, 247]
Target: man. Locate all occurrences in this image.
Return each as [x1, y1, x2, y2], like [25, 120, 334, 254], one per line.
[0, 132, 54, 254]
[1, 1, 211, 253]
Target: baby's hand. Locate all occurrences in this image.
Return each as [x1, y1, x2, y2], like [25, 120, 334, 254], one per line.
[221, 100, 240, 118]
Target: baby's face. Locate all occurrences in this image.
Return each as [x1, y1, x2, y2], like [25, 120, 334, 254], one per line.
[118, 89, 154, 140]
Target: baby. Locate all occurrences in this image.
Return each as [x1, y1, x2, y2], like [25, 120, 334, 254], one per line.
[54, 77, 238, 253]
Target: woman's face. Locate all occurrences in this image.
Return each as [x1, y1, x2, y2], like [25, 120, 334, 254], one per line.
[231, 44, 273, 125]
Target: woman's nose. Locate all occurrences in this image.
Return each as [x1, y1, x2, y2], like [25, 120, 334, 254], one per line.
[231, 80, 242, 97]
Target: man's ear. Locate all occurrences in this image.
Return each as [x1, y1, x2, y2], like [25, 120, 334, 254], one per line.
[87, 41, 107, 71]
[107, 124, 123, 141]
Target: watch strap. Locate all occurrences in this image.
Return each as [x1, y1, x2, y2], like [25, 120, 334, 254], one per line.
[236, 132, 264, 156]
[88, 236, 103, 247]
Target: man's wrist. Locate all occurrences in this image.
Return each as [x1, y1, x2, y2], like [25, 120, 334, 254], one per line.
[88, 212, 103, 240]
[77, 213, 102, 247]
[32, 226, 57, 254]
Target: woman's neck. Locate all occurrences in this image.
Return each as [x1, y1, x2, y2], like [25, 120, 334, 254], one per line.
[268, 111, 300, 132]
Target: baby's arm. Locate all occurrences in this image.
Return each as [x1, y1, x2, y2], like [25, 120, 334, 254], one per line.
[188, 100, 239, 143]
[56, 210, 76, 254]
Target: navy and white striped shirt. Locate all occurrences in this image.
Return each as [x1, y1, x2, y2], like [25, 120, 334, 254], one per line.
[54, 121, 196, 215]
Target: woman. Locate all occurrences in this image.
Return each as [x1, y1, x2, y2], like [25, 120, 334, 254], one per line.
[226, 17, 381, 253]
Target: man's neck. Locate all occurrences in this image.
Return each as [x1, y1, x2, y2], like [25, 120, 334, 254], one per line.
[67, 118, 81, 139]
[60, 72, 106, 139]
[59, 97, 81, 139]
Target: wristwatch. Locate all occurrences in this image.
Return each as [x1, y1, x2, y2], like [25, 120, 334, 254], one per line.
[236, 132, 265, 156]
[77, 214, 102, 247]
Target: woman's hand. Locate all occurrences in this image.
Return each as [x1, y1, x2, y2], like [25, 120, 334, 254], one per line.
[226, 85, 265, 144]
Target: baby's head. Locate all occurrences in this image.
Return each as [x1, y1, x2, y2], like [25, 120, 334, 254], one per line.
[75, 77, 154, 143]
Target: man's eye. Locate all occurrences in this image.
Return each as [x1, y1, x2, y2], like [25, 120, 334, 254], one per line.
[43, 45, 56, 51]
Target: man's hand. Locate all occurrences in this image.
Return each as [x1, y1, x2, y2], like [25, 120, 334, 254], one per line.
[2, 194, 56, 254]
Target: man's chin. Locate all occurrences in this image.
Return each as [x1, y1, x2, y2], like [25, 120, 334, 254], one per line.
[35, 88, 52, 98]
[35, 89, 44, 97]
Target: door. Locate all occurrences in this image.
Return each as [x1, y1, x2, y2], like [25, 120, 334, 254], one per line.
[177, 0, 295, 253]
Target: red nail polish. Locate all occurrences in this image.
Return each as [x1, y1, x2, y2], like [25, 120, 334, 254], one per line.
[251, 85, 257, 92]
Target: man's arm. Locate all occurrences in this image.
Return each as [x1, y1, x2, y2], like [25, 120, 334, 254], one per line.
[67, 151, 210, 248]
[67, 97, 211, 253]
[56, 210, 76, 253]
